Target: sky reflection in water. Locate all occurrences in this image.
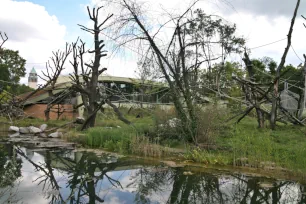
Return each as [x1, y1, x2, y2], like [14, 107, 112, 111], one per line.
[0, 145, 306, 204]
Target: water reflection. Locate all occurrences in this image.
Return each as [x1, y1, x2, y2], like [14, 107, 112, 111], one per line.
[0, 145, 306, 203]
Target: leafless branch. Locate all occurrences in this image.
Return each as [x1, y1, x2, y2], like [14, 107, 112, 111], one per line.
[0, 31, 8, 49]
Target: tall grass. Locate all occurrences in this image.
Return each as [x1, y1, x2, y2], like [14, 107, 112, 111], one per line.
[227, 120, 306, 172]
[183, 147, 231, 165]
[130, 135, 167, 157]
[69, 119, 167, 157]
[230, 128, 275, 167]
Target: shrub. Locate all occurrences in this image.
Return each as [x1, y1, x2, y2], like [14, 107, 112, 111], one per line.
[153, 106, 184, 140]
[195, 105, 228, 144]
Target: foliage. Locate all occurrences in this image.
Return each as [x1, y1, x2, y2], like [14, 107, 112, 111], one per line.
[200, 61, 244, 97]
[12, 84, 34, 95]
[113, 1, 246, 144]
[0, 90, 13, 103]
[0, 48, 31, 95]
[187, 9, 245, 55]
[0, 49, 26, 86]
[1, 84, 34, 96]
[184, 147, 230, 165]
[153, 105, 227, 144]
[280, 64, 303, 94]
[153, 107, 182, 141]
[83, 125, 167, 157]
[195, 105, 227, 144]
[0, 145, 22, 187]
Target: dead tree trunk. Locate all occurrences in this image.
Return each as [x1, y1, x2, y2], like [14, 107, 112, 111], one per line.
[242, 51, 265, 128]
[44, 90, 53, 121]
[270, 0, 301, 129]
[39, 43, 72, 121]
[120, 0, 198, 143]
[70, 6, 114, 130]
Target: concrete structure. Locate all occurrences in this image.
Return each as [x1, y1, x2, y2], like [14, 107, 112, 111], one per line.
[28, 67, 37, 89]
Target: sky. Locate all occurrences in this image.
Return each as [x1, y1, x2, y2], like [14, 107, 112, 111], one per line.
[0, 0, 306, 85]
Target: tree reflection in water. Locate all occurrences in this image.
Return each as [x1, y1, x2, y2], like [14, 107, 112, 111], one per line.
[0, 144, 22, 203]
[127, 167, 306, 204]
[1, 145, 306, 203]
[15, 147, 124, 203]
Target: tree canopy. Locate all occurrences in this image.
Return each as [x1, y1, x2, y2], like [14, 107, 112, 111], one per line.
[0, 49, 26, 84]
[0, 48, 32, 95]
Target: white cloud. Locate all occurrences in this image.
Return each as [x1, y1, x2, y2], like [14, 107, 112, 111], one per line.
[0, 0, 66, 85]
[225, 11, 306, 65]
[103, 0, 306, 68]
[2, 0, 306, 87]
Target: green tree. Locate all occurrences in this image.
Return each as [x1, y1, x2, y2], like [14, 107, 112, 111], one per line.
[250, 57, 277, 83]
[0, 49, 26, 84]
[0, 49, 29, 95]
[13, 84, 34, 95]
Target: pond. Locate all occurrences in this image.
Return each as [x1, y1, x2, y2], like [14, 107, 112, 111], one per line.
[0, 141, 306, 203]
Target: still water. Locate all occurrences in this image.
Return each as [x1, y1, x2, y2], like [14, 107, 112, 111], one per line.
[0, 143, 306, 204]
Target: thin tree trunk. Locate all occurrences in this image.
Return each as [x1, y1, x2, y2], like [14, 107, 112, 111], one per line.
[270, 0, 300, 129]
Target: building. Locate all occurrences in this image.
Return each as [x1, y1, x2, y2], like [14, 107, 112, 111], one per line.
[28, 67, 37, 89]
[19, 75, 172, 120]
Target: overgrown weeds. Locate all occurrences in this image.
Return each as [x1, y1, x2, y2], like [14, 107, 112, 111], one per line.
[66, 115, 169, 157]
[130, 135, 167, 157]
[183, 147, 230, 165]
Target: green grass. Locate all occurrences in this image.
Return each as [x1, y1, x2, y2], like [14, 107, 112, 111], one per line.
[65, 110, 169, 157]
[20, 106, 306, 176]
[213, 117, 306, 173]
[183, 147, 231, 165]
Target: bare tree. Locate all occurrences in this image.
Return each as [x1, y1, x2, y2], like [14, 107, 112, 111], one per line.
[106, 0, 244, 144]
[69, 6, 132, 130]
[39, 43, 72, 121]
[270, 0, 301, 129]
[135, 50, 162, 107]
[0, 32, 8, 50]
[16, 6, 130, 128]
[240, 50, 266, 128]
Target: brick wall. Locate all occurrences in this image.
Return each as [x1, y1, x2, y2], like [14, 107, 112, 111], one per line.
[24, 104, 78, 120]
